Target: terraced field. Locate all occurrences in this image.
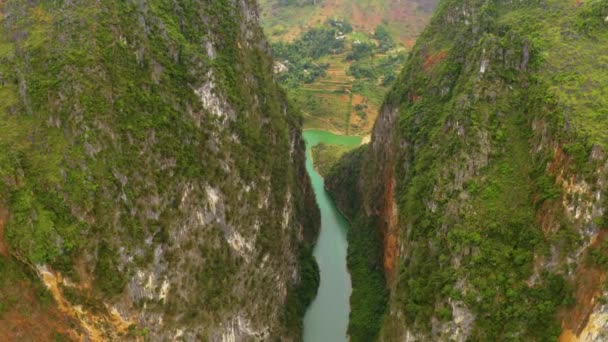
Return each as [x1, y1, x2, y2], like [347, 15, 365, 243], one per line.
[288, 52, 383, 136]
[261, 0, 438, 136]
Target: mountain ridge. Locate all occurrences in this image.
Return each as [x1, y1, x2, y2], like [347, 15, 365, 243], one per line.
[326, 0, 608, 340]
[0, 0, 319, 340]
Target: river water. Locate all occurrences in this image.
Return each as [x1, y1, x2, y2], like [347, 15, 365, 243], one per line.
[302, 130, 361, 342]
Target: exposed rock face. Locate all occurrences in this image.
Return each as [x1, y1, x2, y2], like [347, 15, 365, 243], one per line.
[0, 0, 319, 340]
[327, 0, 608, 341]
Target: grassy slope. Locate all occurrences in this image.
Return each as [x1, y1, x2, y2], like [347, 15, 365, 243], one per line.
[311, 143, 357, 177]
[499, 1, 608, 145]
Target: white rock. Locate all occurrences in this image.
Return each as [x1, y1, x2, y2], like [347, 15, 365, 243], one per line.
[206, 186, 220, 213]
[480, 58, 489, 74]
[194, 71, 234, 121]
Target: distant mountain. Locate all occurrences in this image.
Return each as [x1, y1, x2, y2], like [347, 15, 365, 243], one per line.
[326, 0, 608, 340]
[260, 0, 437, 47]
[260, 0, 439, 136]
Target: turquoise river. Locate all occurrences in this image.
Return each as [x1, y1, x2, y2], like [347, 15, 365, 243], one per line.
[302, 130, 362, 342]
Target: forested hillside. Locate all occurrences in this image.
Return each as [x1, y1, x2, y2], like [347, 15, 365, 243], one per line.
[326, 0, 608, 341]
[0, 1, 319, 340]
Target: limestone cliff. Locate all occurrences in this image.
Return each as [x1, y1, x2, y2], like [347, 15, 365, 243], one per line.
[0, 0, 319, 340]
[326, 0, 608, 341]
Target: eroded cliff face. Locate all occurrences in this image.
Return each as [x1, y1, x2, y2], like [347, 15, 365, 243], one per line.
[327, 0, 608, 341]
[0, 0, 319, 340]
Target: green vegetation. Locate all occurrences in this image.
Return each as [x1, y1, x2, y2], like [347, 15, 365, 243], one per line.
[311, 143, 357, 177]
[273, 26, 344, 86]
[497, 0, 608, 145]
[346, 42, 375, 61]
[326, 146, 367, 218]
[374, 25, 395, 52]
[284, 247, 320, 333]
[381, 33, 578, 342]
[95, 241, 126, 297]
[324, 146, 388, 341]
[0, 0, 319, 338]
[349, 54, 406, 81]
[347, 215, 388, 342]
[588, 239, 608, 270]
[270, 20, 407, 135]
[259, 0, 436, 44]
[326, 0, 608, 340]
[260, 0, 436, 136]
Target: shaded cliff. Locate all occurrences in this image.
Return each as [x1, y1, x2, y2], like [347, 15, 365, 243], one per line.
[0, 0, 319, 340]
[327, 0, 608, 340]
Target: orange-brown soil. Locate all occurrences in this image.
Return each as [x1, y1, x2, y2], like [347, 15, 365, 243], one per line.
[0, 263, 77, 341]
[382, 167, 399, 285]
[0, 208, 8, 257]
[422, 50, 448, 71]
[559, 231, 608, 341]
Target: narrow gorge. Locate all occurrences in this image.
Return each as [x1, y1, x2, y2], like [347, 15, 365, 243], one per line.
[302, 130, 361, 341]
[0, 0, 607, 341]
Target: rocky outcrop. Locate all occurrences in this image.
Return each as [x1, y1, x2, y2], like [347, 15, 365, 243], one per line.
[0, 0, 318, 340]
[327, 0, 608, 341]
